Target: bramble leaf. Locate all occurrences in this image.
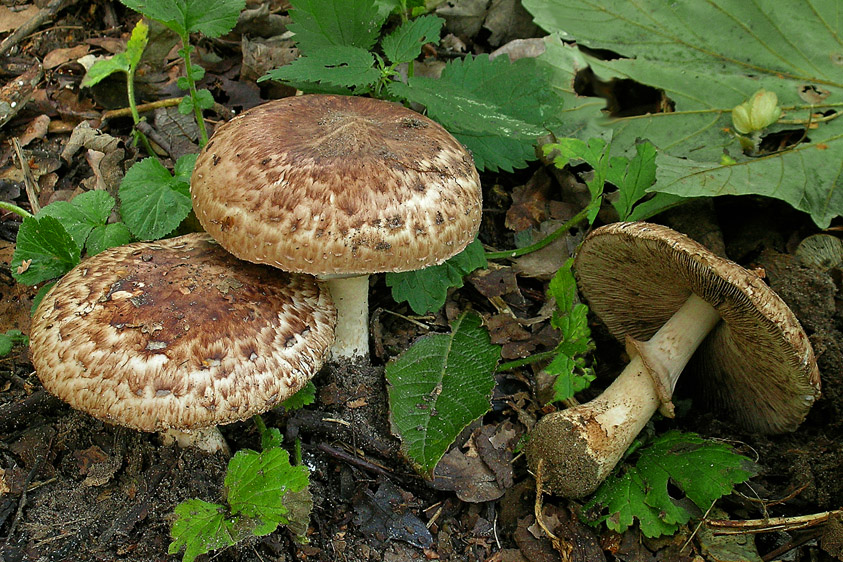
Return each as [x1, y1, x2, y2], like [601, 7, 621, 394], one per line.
[120, 0, 245, 38]
[282, 381, 316, 412]
[37, 190, 120, 253]
[11, 216, 80, 286]
[286, 0, 387, 54]
[585, 431, 757, 537]
[381, 15, 443, 64]
[386, 311, 500, 477]
[386, 238, 486, 314]
[119, 157, 193, 240]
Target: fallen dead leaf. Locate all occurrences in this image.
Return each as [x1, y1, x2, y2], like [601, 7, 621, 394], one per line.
[43, 45, 90, 69]
[0, 5, 40, 34]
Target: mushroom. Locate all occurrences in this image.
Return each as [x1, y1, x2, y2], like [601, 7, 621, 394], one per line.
[525, 222, 821, 498]
[29, 233, 336, 454]
[190, 94, 482, 362]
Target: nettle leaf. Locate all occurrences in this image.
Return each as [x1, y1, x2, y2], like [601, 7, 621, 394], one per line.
[11, 215, 81, 286]
[389, 54, 559, 171]
[527, 1, 843, 227]
[381, 15, 444, 64]
[168, 499, 238, 562]
[226, 447, 310, 535]
[263, 46, 380, 89]
[287, 0, 387, 54]
[386, 311, 500, 477]
[119, 157, 193, 240]
[37, 190, 119, 253]
[386, 238, 486, 314]
[544, 259, 594, 403]
[585, 431, 757, 538]
[82, 19, 149, 87]
[121, 0, 245, 38]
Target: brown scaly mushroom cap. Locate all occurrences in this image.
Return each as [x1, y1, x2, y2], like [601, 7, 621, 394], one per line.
[30, 233, 336, 438]
[190, 94, 482, 276]
[575, 221, 820, 433]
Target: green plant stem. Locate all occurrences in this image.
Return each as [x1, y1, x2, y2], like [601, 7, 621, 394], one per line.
[497, 350, 557, 372]
[0, 201, 33, 218]
[485, 207, 589, 260]
[126, 71, 155, 156]
[179, 35, 209, 147]
[253, 414, 267, 436]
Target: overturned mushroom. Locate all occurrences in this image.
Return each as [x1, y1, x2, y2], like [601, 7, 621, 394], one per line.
[29, 233, 336, 453]
[525, 222, 821, 498]
[190, 94, 482, 362]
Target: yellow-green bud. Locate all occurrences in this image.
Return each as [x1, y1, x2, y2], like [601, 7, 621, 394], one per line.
[732, 89, 781, 134]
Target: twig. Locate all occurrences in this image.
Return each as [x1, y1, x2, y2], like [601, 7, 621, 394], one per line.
[485, 207, 589, 260]
[101, 97, 184, 120]
[317, 443, 393, 478]
[11, 138, 40, 214]
[0, 0, 80, 56]
[706, 509, 841, 535]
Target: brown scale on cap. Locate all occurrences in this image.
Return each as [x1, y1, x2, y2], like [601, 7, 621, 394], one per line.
[30, 233, 336, 433]
[191, 94, 483, 275]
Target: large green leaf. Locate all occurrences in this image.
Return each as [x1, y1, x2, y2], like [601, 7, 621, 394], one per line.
[386, 311, 500, 477]
[528, 1, 843, 227]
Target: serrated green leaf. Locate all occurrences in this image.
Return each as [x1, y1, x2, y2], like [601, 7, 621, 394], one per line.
[526, 2, 843, 227]
[544, 259, 595, 403]
[386, 311, 500, 477]
[168, 499, 237, 562]
[82, 54, 131, 88]
[11, 216, 81, 286]
[381, 15, 443, 64]
[37, 190, 117, 252]
[260, 427, 284, 451]
[225, 447, 310, 535]
[263, 46, 380, 89]
[121, 0, 245, 38]
[389, 54, 558, 171]
[386, 238, 486, 314]
[282, 381, 316, 412]
[174, 152, 198, 180]
[119, 157, 193, 240]
[287, 0, 387, 54]
[585, 431, 757, 538]
[0, 330, 28, 357]
[193, 88, 215, 110]
[86, 222, 132, 256]
[607, 141, 657, 220]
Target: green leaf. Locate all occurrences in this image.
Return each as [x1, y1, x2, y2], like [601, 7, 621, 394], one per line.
[544, 259, 595, 403]
[11, 216, 81, 285]
[37, 190, 117, 252]
[282, 381, 316, 412]
[120, 0, 246, 38]
[389, 54, 559, 171]
[585, 431, 757, 537]
[263, 46, 380, 89]
[168, 499, 237, 562]
[82, 19, 149, 87]
[287, 0, 387, 54]
[381, 15, 443, 64]
[386, 238, 486, 314]
[119, 157, 193, 240]
[607, 141, 657, 220]
[0, 330, 28, 357]
[193, 88, 215, 110]
[86, 222, 132, 256]
[526, 1, 843, 227]
[226, 447, 310, 535]
[386, 311, 500, 477]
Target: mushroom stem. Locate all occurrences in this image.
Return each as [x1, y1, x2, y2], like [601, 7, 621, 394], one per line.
[323, 275, 370, 361]
[526, 293, 721, 498]
[161, 427, 230, 455]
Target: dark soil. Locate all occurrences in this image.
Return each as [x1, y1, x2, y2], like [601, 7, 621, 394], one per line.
[0, 3, 842, 562]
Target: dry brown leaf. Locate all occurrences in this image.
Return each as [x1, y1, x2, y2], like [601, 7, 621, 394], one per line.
[0, 5, 40, 34]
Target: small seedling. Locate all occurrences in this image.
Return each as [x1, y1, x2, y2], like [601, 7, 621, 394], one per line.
[0, 330, 28, 357]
